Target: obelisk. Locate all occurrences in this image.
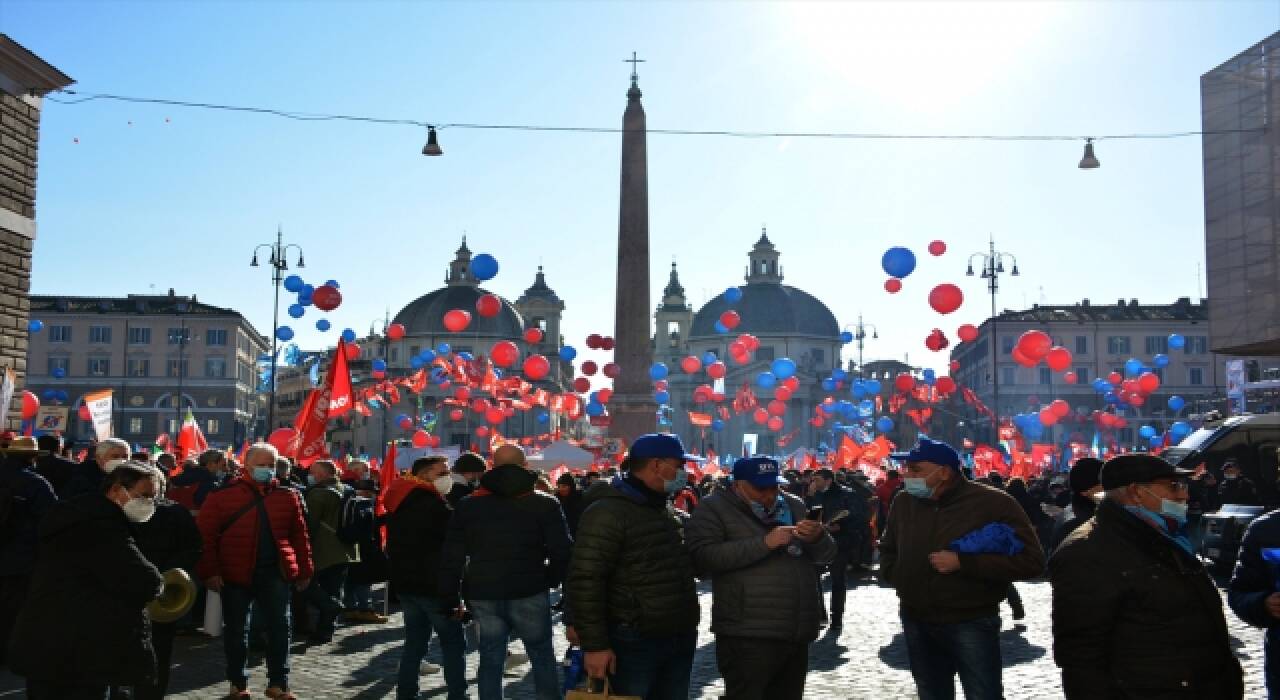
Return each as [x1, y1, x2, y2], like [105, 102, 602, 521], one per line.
[610, 53, 658, 444]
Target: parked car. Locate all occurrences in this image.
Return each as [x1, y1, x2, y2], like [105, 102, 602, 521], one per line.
[1200, 504, 1265, 574]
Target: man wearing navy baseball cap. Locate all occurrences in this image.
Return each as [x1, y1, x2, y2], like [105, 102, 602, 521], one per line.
[686, 456, 834, 699]
[564, 433, 701, 698]
[880, 438, 1044, 700]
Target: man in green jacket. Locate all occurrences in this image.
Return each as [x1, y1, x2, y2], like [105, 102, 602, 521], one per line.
[879, 439, 1044, 700]
[302, 459, 357, 644]
[565, 433, 701, 700]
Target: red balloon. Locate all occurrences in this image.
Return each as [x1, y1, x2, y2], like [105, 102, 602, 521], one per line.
[957, 324, 979, 343]
[752, 408, 769, 425]
[344, 343, 361, 361]
[775, 386, 793, 401]
[928, 284, 964, 315]
[781, 377, 800, 392]
[386, 322, 406, 340]
[928, 240, 947, 256]
[523, 328, 544, 344]
[573, 377, 591, 393]
[728, 340, 747, 356]
[581, 361, 598, 376]
[767, 416, 784, 432]
[372, 370, 386, 380]
[523, 354, 551, 380]
[1011, 346, 1037, 368]
[1016, 330, 1052, 360]
[476, 294, 502, 318]
[719, 310, 741, 330]
[1137, 372, 1160, 394]
[411, 429, 430, 448]
[1128, 394, 1146, 407]
[936, 376, 956, 394]
[885, 278, 902, 294]
[1045, 346, 1072, 373]
[600, 337, 615, 351]
[490, 340, 520, 368]
[311, 285, 342, 312]
[653, 380, 668, 392]
[707, 362, 727, 380]
[1121, 379, 1139, 395]
[767, 399, 787, 416]
[894, 373, 915, 392]
[503, 406, 515, 418]
[1050, 399, 1070, 418]
[475, 426, 490, 438]
[811, 417, 825, 428]
[681, 356, 702, 374]
[429, 435, 441, 448]
[454, 387, 471, 401]
[693, 385, 713, 403]
[739, 334, 761, 352]
[20, 391, 39, 420]
[597, 388, 613, 403]
[1063, 371, 1077, 384]
[1108, 371, 1123, 386]
[449, 409, 464, 421]
[471, 398, 489, 414]
[443, 309, 472, 333]
[602, 363, 621, 379]
[485, 407, 505, 424]
[586, 334, 603, 349]
[1039, 408, 1059, 426]
[268, 427, 298, 458]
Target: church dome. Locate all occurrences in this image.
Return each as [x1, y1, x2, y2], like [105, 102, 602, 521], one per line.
[690, 284, 839, 339]
[392, 285, 524, 337]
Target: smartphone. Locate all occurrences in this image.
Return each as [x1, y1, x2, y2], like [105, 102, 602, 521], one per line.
[807, 505, 824, 522]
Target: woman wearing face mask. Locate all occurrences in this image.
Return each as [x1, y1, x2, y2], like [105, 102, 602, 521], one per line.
[8, 462, 164, 700]
[384, 456, 469, 700]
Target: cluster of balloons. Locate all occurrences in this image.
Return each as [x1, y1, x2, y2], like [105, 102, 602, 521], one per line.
[1086, 360, 1164, 409]
[925, 329, 950, 352]
[1009, 330, 1075, 374]
[279, 276, 343, 340]
[585, 334, 616, 351]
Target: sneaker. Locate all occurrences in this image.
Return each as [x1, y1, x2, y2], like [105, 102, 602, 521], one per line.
[226, 683, 251, 699]
[421, 661, 442, 674]
[264, 688, 296, 700]
[505, 652, 529, 670]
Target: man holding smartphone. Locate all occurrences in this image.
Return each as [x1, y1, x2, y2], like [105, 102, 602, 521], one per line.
[686, 456, 836, 700]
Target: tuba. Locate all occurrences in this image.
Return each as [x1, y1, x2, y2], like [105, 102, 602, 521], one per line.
[147, 568, 197, 623]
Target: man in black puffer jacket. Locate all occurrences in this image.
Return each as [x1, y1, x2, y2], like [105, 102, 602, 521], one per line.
[1050, 454, 1244, 699]
[565, 433, 702, 700]
[439, 445, 570, 700]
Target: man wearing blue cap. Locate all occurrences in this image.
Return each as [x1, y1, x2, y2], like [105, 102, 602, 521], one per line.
[564, 434, 701, 699]
[686, 455, 835, 700]
[880, 438, 1044, 700]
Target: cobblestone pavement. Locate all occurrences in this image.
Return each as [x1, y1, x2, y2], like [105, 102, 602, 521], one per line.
[0, 571, 1267, 698]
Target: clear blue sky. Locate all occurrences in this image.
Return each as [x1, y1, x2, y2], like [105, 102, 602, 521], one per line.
[4, 0, 1277, 375]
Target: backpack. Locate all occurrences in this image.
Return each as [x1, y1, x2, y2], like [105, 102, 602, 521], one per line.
[336, 490, 375, 546]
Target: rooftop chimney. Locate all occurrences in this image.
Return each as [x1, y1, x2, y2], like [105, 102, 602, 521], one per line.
[1082, 298, 1090, 306]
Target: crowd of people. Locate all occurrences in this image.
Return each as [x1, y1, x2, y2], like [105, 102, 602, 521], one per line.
[0, 428, 1276, 699]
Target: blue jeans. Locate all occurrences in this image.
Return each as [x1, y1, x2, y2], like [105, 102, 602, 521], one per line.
[608, 625, 697, 700]
[222, 568, 293, 689]
[397, 594, 468, 700]
[900, 613, 1002, 700]
[344, 581, 374, 611]
[471, 592, 561, 700]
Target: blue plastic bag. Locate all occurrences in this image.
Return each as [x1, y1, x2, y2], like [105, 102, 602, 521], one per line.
[948, 522, 1025, 556]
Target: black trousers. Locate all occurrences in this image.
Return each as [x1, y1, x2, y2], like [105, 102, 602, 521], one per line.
[0, 574, 29, 667]
[132, 621, 176, 700]
[27, 679, 109, 699]
[715, 635, 809, 700]
[828, 548, 856, 617]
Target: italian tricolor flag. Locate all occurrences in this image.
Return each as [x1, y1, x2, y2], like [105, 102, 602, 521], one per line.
[175, 408, 208, 463]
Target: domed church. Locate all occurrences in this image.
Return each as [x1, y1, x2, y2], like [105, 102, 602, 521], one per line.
[658, 230, 844, 455]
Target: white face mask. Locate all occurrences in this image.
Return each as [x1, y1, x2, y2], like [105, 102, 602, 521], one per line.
[122, 497, 156, 523]
[102, 458, 127, 473]
[433, 475, 454, 495]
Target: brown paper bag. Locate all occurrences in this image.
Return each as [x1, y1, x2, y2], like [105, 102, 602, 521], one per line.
[565, 679, 642, 700]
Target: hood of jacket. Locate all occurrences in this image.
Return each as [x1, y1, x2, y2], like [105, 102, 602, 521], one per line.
[477, 463, 538, 498]
[385, 474, 443, 512]
[41, 492, 127, 542]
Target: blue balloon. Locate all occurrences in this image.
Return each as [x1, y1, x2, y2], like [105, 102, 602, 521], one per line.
[1168, 334, 1186, 350]
[1154, 353, 1170, 369]
[430, 368, 448, 384]
[702, 351, 718, 366]
[1092, 378, 1109, 393]
[858, 400, 875, 417]
[649, 363, 669, 381]
[54, 390, 68, 402]
[315, 319, 331, 332]
[276, 326, 294, 341]
[325, 279, 340, 288]
[1104, 391, 1119, 404]
[395, 413, 410, 425]
[833, 368, 848, 382]
[372, 359, 387, 372]
[559, 346, 578, 362]
[711, 418, 725, 432]
[771, 358, 797, 380]
[1023, 421, 1044, 440]
[725, 287, 743, 303]
[714, 320, 729, 334]
[881, 246, 917, 279]
[839, 331, 854, 344]
[410, 357, 424, 369]
[865, 379, 882, 394]
[418, 349, 436, 362]
[40, 389, 55, 400]
[820, 402, 837, 414]
[1149, 435, 1164, 448]
[923, 369, 936, 385]
[470, 253, 500, 281]
[458, 351, 474, 361]
[341, 328, 357, 343]
[756, 372, 777, 389]
[876, 416, 895, 433]
[436, 342, 451, 355]
[1168, 395, 1186, 412]
[283, 275, 304, 292]
[821, 378, 837, 392]
[537, 412, 550, 423]
[287, 304, 305, 319]
[851, 381, 866, 398]
[585, 401, 605, 417]
[1124, 358, 1144, 377]
[1170, 421, 1191, 442]
[654, 391, 671, 404]
[297, 285, 314, 305]
[27, 319, 42, 332]
[1139, 425, 1157, 439]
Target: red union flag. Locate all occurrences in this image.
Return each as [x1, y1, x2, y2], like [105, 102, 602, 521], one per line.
[294, 338, 355, 466]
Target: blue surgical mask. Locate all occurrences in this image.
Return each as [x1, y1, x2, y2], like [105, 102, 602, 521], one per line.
[903, 477, 935, 499]
[663, 468, 688, 495]
[252, 467, 275, 483]
[1137, 487, 1189, 527]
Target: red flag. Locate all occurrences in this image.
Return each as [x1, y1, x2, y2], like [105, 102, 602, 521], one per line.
[408, 369, 427, 394]
[837, 435, 861, 467]
[375, 442, 398, 517]
[175, 408, 208, 463]
[294, 338, 355, 466]
[327, 339, 354, 417]
[732, 383, 759, 414]
[687, 411, 713, 428]
[776, 428, 801, 448]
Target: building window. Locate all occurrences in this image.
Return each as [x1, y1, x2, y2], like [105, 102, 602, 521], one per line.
[1106, 336, 1131, 354]
[1153, 367, 1164, 382]
[48, 325, 71, 343]
[410, 345, 420, 358]
[1001, 367, 1016, 385]
[1039, 367, 1051, 385]
[127, 358, 150, 377]
[1075, 336, 1088, 354]
[1145, 336, 1169, 355]
[168, 328, 190, 345]
[1001, 336, 1015, 354]
[237, 332, 250, 354]
[390, 348, 399, 362]
[167, 359, 188, 377]
[1189, 367, 1205, 386]
[1074, 367, 1090, 383]
[206, 419, 221, 435]
[47, 356, 69, 375]
[1185, 336, 1208, 355]
[128, 417, 143, 435]
[811, 348, 825, 365]
[89, 325, 112, 344]
[206, 329, 228, 346]
[128, 327, 151, 344]
[756, 347, 775, 362]
[87, 357, 110, 376]
[205, 357, 227, 378]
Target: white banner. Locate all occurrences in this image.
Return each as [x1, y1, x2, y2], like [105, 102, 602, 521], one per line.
[34, 406, 68, 433]
[0, 367, 14, 427]
[83, 389, 114, 441]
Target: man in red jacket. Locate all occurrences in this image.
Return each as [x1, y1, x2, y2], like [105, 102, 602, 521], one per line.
[197, 443, 314, 700]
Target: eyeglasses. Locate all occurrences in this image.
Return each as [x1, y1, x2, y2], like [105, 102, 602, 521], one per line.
[1145, 480, 1189, 493]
